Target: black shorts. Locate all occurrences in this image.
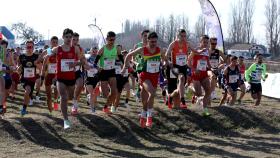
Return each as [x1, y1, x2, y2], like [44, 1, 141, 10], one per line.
[5, 78, 12, 90]
[86, 75, 99, 88]
[132, 71, 138, 78]
[75, 70, 83, 80]
[250, 83, 262, 94]
[116, 75, 129, 93]
[99, 69, 116, 81]
[57, 79, 76, 86]
[21, 79, 36, 96]
[167, 78, 177, 94]
[174, 65, 188, 77]
[226, 83, 239, 92]
[211, 69, 219, 77]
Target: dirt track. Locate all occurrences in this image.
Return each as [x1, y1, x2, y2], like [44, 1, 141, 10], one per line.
[0, 89, 279, 158]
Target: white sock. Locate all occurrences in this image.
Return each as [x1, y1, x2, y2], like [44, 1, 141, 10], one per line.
[147, 108, 153, 117]
[73, 100, 78, 108]
[141, 111, 147, 118]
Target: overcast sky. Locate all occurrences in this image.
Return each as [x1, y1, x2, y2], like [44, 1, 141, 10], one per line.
[0, 0, 267, 45]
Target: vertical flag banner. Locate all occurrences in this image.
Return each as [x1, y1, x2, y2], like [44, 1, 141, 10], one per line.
[88, 24, 106, 49]
[199, 0, 225, 53]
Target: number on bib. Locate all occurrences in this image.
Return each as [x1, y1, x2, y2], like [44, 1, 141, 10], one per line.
[210, 59, 219, 68]
[176, 55, 187, 66]
[197, 60, 207, 71]
[147, 61, 160, 73]
[87, 68, 98, 77]
[48, 63, 57, 74]
[229, 75, 238, 83]
[104, 59, 115, 70]
[115, 65, 122, 74]
[24, 68, 35, 78]
[61, 59, 75, 72]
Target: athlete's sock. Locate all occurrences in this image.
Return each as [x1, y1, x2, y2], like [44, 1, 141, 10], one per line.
[125, 98, 129, 104]
[147, 108, 153, 117]
[23, 104, 27, 110]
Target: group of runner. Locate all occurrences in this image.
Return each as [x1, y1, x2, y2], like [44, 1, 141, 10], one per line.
[0, 28, 268, 129]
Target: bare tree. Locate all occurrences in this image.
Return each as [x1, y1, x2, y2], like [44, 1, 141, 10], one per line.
[11, 22, 43, 43]
[265, 0, 280, 57]
[194, 15, 206, 41]
[243, 0, 255, 43]
[228, 0, 244, 43]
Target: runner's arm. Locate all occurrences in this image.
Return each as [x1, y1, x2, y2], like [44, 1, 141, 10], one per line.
[123, 47, 143, 69]
[219, 50, 226, 62]
[245, 63, 255, 82]
[165, 42, 174, 65]
[94, 47, 104, 66]
[40, 55, 49, 78]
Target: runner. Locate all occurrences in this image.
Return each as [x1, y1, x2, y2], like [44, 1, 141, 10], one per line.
[165, 29, 201, 109]
[245, 54, 268, 106]
[17, 40, 44, 116]
[221, 56, 241, 106]
[164, 58, 180, 109]
[132, 29, 150, 103]
[40, 36, 59, 113]
[94, 31, 118, 113]
[0, 40, 13, 114]
[10, 48, 21, 100]
[237, 56, 246, 104]
[85, 47, 99, 113]
[122, 31, 163, 128]
[50, 28, 86, 129]
[112, 49, 130, 111]
[187, 35, 212, 116]
[208, 37, 225, 100]
[33, 49, 44, 103]
[71, 32, 85, 115]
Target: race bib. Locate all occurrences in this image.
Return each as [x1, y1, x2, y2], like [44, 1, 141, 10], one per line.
[147, 61, 160, 73]
[48, 63, 57, 74]
[87, 68, 98, 77]
[210, 59, 219, 68]
[255, 72, 262, 80]
[104, 59, 115, 70]
[197, 60, 207, 71]
[170, 68, 178, 79]
[123, 69, 129, 77]
[176, 55, 187, 66]
[229, 75, 238, 83]
[115, 65, 122, 74]
[24, 67, 35, 78]
[61, 59, 75, 72]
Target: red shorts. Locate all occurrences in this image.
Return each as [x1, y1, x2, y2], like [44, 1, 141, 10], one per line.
[11, 72, 20, 84]
[128, 68, 134, 73]
[191, 71, 208, 81]
[45, 74, 56, 86]
[139, 72, 159, 88]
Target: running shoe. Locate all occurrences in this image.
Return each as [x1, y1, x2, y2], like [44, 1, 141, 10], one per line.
[180, 103, 187, 109]
[202, 108, 211, 117]
[91, 106, 96, 113]
[29, 99, 33, 106]
[192, 95, 197, 104]
[111, 106, 116, 113]
[71, 106, 78, 115]
[64, 120, 71, 129]
[140, 117, 146, 128]
[102, 106, 110, 113]
[20, 108, 28, 116]
[53, 102, 59, 111]
[146, 117, 153, 127]
[35, 96, 41, 103]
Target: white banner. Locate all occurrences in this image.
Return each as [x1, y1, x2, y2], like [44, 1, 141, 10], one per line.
[199, 0, 224, 52]
[261, 73, 280, 99]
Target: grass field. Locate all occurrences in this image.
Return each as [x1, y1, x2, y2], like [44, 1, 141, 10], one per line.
[0, 87, 279, 158]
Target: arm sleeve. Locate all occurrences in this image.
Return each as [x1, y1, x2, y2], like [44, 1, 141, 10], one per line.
[94, 55, 101, 65]
[245, 63, 255, 82]
[262, 64, 267, 80]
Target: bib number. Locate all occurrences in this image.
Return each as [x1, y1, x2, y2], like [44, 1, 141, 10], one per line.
[210, 59, 219, 68]
[197, 60, 207, 71]
[87, 68, 98, 77]
[61, 59, 75, 72]
[115, 65, 122, 74]
[48, 63, 57, 74]
[24, 68, 35, 78]
[229, 75, 238, 83]
[176, 55, 187, 66]
[147, 61, 160, 73]
[104, 59, 115, 70]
